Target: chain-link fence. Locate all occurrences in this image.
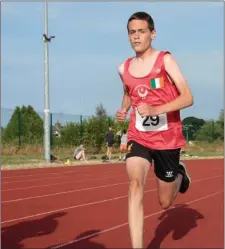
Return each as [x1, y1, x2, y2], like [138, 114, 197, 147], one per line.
[1, 107, 224, 164]
[1, 107, 91, 146]
[2, 106, 193, 147]
[1, 106, 119, 149]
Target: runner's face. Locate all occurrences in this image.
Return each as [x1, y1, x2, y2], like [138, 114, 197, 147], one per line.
[128, 20, 155, 53]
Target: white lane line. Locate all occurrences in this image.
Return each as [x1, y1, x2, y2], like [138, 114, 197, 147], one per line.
[2, 168, 122, 180]
[2, 171, 124, 184]
[1, 175, 222, 224]
[2, 173, 92, 184]
[2, 182, 130, 204]
[2, 163, 124, 179]
[1, 174, 126, 192]
[51, 191, 223, 249]
[2, 170, 82, 180]
[2, 175, 222, 204]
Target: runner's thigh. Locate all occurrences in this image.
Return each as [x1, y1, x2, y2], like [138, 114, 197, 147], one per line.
[126, 140, 152, 184]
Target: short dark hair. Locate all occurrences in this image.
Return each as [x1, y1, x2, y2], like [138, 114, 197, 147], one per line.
[127, 12, 155, 32]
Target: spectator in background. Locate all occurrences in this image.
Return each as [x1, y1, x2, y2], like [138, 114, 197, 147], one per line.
[119, 129, 128, 161]
[105, 126, 114, 160]
[116, 130, 122, 146]
[73, 144, 87, 161]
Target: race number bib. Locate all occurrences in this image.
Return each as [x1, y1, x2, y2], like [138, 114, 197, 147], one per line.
[135, 109, 168, 132]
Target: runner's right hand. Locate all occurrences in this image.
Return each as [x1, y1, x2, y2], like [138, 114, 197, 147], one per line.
[116, 108, 127, 122]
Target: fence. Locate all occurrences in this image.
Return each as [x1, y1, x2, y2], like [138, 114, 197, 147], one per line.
[1, 107, 117, 149]
[2, 106, 196, 150]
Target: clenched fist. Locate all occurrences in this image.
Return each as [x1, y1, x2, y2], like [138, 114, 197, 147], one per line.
[116, 108, 127, 122]
[137, 103, 160, 117]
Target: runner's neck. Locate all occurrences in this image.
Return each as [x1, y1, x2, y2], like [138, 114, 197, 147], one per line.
[135, 47, 156, 60]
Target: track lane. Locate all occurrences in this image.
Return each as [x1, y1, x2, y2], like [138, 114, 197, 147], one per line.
[2, 176, 222, 249]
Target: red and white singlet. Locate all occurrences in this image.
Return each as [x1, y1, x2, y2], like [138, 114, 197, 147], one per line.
[122, 51, 186, 150]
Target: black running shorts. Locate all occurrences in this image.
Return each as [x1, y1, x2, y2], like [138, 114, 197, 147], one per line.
[126, 140, 181, 182]
[107, 142, 114, 148]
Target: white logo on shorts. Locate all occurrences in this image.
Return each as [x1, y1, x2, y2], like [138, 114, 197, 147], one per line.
[165, 171, 173, 178]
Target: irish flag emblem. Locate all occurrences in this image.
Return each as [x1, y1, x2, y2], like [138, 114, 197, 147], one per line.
[150, 77, 164, 89]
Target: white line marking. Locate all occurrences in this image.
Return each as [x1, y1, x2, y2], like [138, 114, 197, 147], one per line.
[2, 173, 91, 184]
[1, 174, 126, 192]
[1, 192, 138, 225]
[2, 169, 121, 184]
[193, 175, 223, 183]
[1, 175, 222, 224]
[2, 175, 222, 204]
[2, 170, 80, 180]
[50, 191, 223, 249]
[2, 168, 121, 180]
[2, 181, 130, 204]
[1, 164, 123, 179]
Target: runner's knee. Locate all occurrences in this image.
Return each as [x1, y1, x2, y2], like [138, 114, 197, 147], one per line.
[129, 179, 144, 201]
[159, 196, 173, 209]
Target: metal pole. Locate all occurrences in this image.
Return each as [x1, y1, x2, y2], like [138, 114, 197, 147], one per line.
[44, 2, 50, 162]
[186, 126, 189, 143]
[18, 111, 22, 147]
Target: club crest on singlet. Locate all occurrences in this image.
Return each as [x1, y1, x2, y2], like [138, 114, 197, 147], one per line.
[134, 85, 150, 99]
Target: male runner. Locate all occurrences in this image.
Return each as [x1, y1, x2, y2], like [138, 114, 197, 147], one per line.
[116, 12, 193, 248]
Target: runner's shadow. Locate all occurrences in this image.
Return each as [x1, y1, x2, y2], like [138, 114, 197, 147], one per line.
[52, 230, 106, 249]
[1, 212, 67, 249]
[147, 204, 204, 249]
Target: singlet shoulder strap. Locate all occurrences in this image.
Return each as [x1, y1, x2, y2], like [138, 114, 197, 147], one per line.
[122, 57, 134, 80]
[123, 57, 133, 71]
[152, 51, 171, 72]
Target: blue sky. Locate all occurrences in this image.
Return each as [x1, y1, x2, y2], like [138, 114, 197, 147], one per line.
[2, 2, 224, 126]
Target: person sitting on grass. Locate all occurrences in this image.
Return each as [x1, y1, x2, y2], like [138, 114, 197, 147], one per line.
[73, 144, 87, 161]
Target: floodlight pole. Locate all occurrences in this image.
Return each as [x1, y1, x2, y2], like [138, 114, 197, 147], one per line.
[43, 2, 55, 163]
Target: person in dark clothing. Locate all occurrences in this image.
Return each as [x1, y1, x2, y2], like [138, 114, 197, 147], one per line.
[105, 126, 115, 160]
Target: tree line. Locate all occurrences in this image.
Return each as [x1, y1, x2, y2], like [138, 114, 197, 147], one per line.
[1, 104, 224, 151]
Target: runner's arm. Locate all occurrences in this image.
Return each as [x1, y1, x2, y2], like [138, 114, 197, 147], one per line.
[156, 54, 193, 115]
[118, 63, 131, 112]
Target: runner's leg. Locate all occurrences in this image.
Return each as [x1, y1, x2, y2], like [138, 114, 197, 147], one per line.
[153, 149, 191, 209]
[126, 141, 152, 248]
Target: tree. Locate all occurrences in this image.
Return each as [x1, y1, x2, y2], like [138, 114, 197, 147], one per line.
[58, 122, 83, 146]
[216, 109, 224, 140]
[182, 116, 205, 140]
[54, 103, 113, 151]
[195, 120, 222, 142]
[83, 103, 109, 150]
[1, 126, 4, 133]
[3, 105, 44, 144]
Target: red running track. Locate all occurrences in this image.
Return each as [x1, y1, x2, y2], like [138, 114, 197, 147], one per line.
[1, 159, 224, 249]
